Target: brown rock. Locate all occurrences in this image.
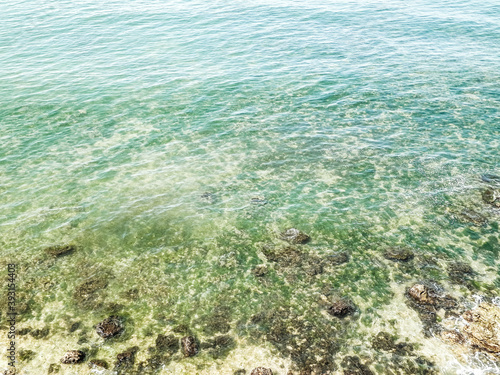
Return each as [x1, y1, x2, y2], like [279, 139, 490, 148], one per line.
[384, 247, 414, 262]
[440, 330, 466, 345]
[250, 368, 273, 375]
[280, 228, 310, 244]
[95, 316, 123, 339]
[45, 244, 76, 257]
[463, 303, 500, 353]
[89, 359, 109, 369]
[328, 298, 356, 318]
[60, 350, 85, 364]
[181, 335, 198, 357]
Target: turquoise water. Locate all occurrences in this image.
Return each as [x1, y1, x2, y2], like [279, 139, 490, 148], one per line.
[1, 0, 500, 374]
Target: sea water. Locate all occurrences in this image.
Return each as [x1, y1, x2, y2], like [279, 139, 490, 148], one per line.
[1, 0, 500, 374]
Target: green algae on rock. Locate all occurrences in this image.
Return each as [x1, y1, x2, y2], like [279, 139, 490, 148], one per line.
[44, 244, 76, 257]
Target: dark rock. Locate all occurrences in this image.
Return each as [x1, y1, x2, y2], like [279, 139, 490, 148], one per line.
[19, 349, 36, 362]
[60, 350, 85, 364]
[95, 316, 123, 339]
[202, 335, 236, 359]
[120, 288, 139, 300]
[250, 307, 339, 374]
[44, 244, 76, 257]
[324, 252, 349, 266]
[280, 228, 310, 244]
[252, 265, 268, 277]
[407, 283, 456, 309]
[384, 247, 414, 262]
[114, 347, 139, 373]
[371, 332, 396, 351]
[74, 276, 108, 298]
[204, 306, 231, 335]
[155, 334, 179, 354]
[341, 356, 373, 375]
[302, 255, 324, 276]
[4, 369, 17, 375]
[457, 209, 488, 226]
[69, 322, 81, 333]
[406, 282, 457, 336]
[448, 262, 473, 276]
[482, 188, 500, 208]
[250, 368, 273, 375]
[448, 261, 475, 286]
[88, 359, 109, 369]
[328, 298, 356, 318]
[371, 332, 413, 355]
[173, 324, 192, 335]
[136, 355, 166, 373]
[48, 363, 61, 373]
[234, 370, 247, 375]
[263, 246, 302, 267]
[181, 336, 199, 357]
[17, 328, 31, 336]
[30, 327, 50, 339]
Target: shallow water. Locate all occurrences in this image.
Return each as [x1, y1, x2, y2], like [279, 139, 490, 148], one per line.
[1, 0, 500, 374]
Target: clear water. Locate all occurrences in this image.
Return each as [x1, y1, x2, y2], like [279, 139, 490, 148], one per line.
[1, 0, 500, 374]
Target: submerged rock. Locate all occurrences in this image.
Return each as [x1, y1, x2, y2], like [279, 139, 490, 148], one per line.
[328, 298, 356, 318]
[95, 316, 123, 339]
[252, 265, 268, 277]
[114, 347, 139, 373]
[48, 363, 61, 373]
[263, 246, 302, 266]
[250, 368, 273, 375]
[30, 327, 49, 339]
[406, 282, 457, 336]
[181, 336, 199, 357]
[324, 251, 350, 266]
[73, 275, 108, 307]
[384, 247, 414, 262]
[407, 283, 456, 308]
[44, 244, 76, 257]
[88, 359, 109, 369]
[203, 306, 232, 335]
[463, 303, 500, 353]
[202, 335, 236, 359]
[19, 349, 36, 362]
[60, 350, 85, 364]
[448, 262, 475, 286]
[136, 355, 167, 373]
[457, 209, 488, 226]
[155, 334, 179, 354]
[482, 188, 500, 208]
[371, 332, 414, 355]
[481, 174, 500, 185]
[280, 228, 310, 244]
[341, 356, 373, 375]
